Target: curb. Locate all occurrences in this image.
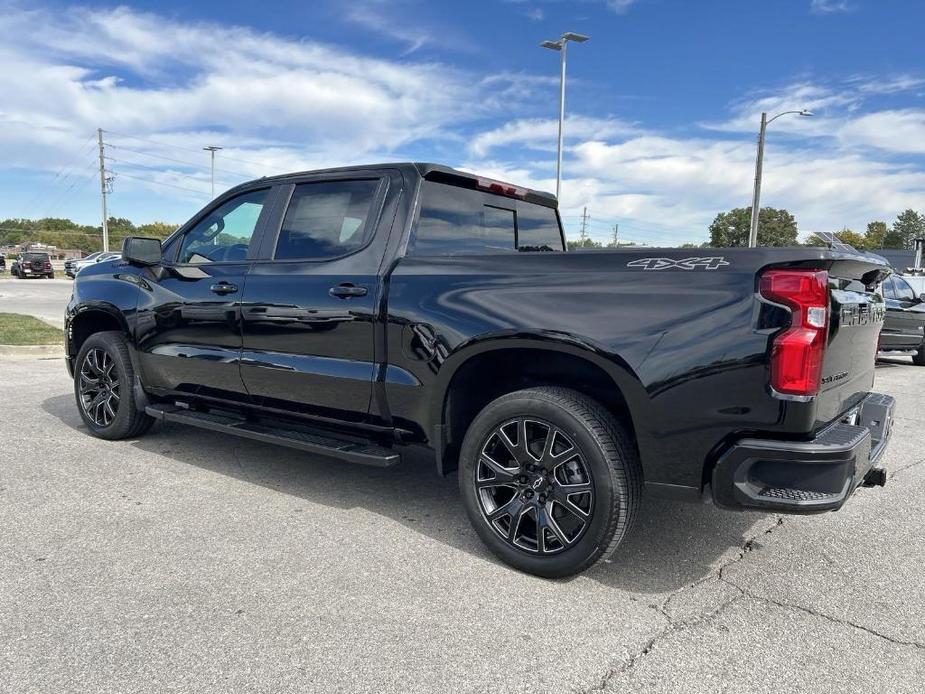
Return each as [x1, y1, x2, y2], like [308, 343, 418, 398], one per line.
[0, 344, 66, 360]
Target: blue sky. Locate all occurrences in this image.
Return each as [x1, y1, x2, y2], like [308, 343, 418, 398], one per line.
[2, 0, 924, 245]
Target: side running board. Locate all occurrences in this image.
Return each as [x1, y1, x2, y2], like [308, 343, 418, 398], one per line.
[145, 404, 401, 467]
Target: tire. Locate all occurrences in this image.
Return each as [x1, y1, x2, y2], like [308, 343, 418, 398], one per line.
[913, 346, 925, 366]
[458, 387, 642, 578]
[74, 331, 154, 440]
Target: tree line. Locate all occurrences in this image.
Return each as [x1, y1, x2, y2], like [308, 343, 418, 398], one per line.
[567, 207, 925, 250]
[1, 217, 178, 255]
[707, 207, 925, 249]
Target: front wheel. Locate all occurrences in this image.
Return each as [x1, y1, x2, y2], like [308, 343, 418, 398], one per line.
[74, 331, 154, 440]
[459, 387, 642, 578]
[913, 347, 925, 366]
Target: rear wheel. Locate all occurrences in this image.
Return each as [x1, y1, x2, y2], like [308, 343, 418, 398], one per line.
[459, 387, 641, 578]
[74, 331, 153, 440]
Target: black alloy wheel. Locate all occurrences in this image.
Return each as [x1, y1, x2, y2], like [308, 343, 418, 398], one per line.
[459, 387, 641, 578]
[78, 348, 120, 427]
[475, 418, 594, 555]
[73, 331, 153, 439]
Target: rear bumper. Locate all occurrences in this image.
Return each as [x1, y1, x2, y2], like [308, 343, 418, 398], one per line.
[712, 392, 895, 513]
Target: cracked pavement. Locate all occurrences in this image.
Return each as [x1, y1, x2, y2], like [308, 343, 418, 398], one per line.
[1, 356, 924, 693]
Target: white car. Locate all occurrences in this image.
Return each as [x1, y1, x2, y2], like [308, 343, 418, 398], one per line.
[74, 251, 121, 275]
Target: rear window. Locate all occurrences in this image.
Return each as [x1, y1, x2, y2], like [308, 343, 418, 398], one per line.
[410, 180, 563, 255]
[23, 253, 50, 261]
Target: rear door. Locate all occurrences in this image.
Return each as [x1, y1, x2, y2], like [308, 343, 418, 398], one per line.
[135, 186, 273, 401]
[239, 171, 399, 420]
[880, 276, 925, 350]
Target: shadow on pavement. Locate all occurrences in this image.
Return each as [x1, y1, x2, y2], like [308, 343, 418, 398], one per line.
[43, 392, 767, 595]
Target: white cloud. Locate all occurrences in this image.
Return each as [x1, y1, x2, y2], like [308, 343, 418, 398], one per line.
[468, 116, 640, 157]
[811, 0, 856, 14]
[606, 0, 638, 13]
[838, 110, 925, 153]
[0, 4, 557, 206]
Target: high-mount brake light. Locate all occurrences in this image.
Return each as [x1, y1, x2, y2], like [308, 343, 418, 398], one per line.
[476, 177, 527, 199]
[759, 269, 829, 398]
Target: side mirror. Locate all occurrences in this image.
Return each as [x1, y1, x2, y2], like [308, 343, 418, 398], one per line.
[122, 236, 162, 266]
[919, 293, 925, 304]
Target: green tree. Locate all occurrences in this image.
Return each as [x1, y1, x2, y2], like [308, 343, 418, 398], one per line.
[137, 222, 178, 240]
[886, 209, 925, 249]
[864, 221, 888, 249]
[567, 237, 604, 250]
[708, 207, 799, 247]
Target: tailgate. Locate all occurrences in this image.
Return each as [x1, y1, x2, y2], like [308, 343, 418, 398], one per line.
[815, 259, 887, 425]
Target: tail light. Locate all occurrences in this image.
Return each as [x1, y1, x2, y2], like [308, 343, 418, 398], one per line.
[759, 269, 829, 397]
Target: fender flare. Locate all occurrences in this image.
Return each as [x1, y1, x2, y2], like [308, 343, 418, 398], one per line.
[428, 332, 651, 472]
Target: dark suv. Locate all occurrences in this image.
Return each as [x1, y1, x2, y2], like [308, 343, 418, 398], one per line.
[12, 252, 54, 279]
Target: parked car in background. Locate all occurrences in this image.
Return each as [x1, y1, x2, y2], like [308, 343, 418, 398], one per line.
[63, 163, 899, 577]
[878, 274, 925, 365]
[0, 256, 6, 273]
[11, 251, 54, 279]
[73, 251, 120, 276]
[65, 254, 96, 278]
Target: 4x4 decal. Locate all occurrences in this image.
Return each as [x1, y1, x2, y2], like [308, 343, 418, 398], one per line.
[626, 256, 730, 271]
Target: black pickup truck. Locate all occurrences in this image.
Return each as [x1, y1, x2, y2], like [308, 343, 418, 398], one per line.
[65, 163, 896, 577]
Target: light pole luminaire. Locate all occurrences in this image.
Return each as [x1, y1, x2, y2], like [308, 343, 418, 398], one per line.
[540, 32, 589, 202]
[748, 109, 813, 247]
[203, 145, 223, 199]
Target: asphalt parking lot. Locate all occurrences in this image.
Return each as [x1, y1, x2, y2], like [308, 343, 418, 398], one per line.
[1, 354, 923, 693]
[0, 276, 73, 327]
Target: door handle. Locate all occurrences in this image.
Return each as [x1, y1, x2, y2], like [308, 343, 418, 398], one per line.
[210, 282, 238, 295]
[329, 283, 368, 298]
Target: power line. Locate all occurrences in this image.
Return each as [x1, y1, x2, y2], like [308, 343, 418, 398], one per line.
[103, 129, 272, 169]
[23, 133, 97, 216]
[109, 169, 211, 196]
[42, 164, 100, 219]
[104, 142, 252, 178]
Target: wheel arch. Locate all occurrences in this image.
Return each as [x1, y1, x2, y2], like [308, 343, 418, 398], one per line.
[68, 302, 132, 361]
[430, 336, 647, 476]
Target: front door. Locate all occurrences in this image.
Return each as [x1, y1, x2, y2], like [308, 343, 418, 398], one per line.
[240, 177, 391, 421]
[135, 187, 272, 400]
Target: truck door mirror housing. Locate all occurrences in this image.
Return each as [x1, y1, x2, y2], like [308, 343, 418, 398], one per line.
[123, 237, 163, 266]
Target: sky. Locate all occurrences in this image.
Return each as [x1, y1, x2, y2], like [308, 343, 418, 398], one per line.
[2, 0, 924, 246]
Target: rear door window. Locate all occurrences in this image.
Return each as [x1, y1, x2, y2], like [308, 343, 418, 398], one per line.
[274, 180, 380, 260]
[410, 180, 563, 255]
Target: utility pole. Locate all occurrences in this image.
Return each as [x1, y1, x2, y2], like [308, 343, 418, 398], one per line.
[747, 113, 767, 249]
[612, 223, 619, 247]
[203, 145, 223, 199]
[579, 207, 590, 241]
[97, 128, 109, 252]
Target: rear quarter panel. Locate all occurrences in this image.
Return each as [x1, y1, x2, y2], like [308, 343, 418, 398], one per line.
[385, 249, 813, 491]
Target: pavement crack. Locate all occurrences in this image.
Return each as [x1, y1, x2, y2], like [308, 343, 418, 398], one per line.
[889, 457, 925, 478]
[581, 515, 787, 692]
[579, 592, 744, 692]
[721, 579, 925, 651]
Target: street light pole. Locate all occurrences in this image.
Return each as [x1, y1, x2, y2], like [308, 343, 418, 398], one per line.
[748, 109, 813, 247]
[203, 145, 222, 199]
[541, 32, 589, 202]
